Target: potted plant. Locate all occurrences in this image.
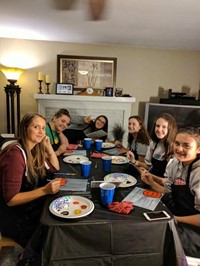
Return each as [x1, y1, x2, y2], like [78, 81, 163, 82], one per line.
[112, 123, 125, 143]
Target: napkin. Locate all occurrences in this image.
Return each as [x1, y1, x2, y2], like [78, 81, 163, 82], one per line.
[90, 152, 107, 158]
[68, 144, 79, 150]
[65, 144, 79, 154]
[107, 201, 134, 215]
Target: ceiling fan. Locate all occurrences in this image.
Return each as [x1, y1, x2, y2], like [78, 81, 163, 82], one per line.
[52, 0, 107, 20]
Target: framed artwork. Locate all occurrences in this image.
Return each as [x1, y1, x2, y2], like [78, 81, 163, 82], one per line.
[57, 55, 117, 90]
[56, 83, 74, 95]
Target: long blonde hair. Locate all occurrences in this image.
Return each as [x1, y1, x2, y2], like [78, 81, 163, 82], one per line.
[19, 112, 47, 181]
[0, 113, 47, 183]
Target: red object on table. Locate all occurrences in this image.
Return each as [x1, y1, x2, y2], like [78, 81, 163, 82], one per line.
[90, 152, 107, 158]
[67, 144, 79, 150]
[107, 201, 134, 214]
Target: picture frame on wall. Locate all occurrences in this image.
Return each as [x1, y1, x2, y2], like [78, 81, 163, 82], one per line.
[57, 55, 117, 91]
[56, 83, 74, 95]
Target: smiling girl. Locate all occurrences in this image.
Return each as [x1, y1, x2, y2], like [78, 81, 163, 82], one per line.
[127, 113, 177, 176]
[87, 115, 108, 141]
[0, 113, 60, 248]
[46, 108, 71, 156]
[117, 116, 151, 162]
[141, 127, 200, 257]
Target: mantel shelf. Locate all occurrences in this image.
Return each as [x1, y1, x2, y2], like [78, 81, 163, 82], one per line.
[34, 94, 136, 103]
[34, 93, 136, 146]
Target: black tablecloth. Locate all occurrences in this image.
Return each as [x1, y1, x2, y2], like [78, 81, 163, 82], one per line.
[24, 151, 187, 266]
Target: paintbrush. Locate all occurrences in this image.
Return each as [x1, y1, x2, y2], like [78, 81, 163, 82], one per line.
[54, 173, 77, 176]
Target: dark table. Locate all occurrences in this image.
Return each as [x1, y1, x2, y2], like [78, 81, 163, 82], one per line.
[24, 150, 187, 266]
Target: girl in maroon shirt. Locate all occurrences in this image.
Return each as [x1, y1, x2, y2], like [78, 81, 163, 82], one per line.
[0, 112, 61, 248]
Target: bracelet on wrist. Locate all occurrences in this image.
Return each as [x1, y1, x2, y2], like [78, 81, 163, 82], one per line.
[133, 160, 139, 166]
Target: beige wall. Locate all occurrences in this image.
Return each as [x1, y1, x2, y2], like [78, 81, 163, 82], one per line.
[0, 38, 200, 133]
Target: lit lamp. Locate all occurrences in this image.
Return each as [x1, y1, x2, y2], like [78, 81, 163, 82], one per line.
[1, 66, 24, 136]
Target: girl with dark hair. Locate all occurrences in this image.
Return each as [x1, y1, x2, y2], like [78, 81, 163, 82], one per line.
[0, 112, 60, 248]
[46, 108, 71, 156]
[87, 115, 108, 141]
[127, 113, 177, 177]
[117, 116, 151, 162]
[141, 127, 200, 258]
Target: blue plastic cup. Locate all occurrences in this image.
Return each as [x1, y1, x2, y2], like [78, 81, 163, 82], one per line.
[84, 138, 92, 149]
[100, 182, 116, 206]
[95, 139, 103, 152]
[102, 156, 112, 172]
[80, 160, 92, 178]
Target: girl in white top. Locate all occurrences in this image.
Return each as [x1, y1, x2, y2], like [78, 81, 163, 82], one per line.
[127, 113, 177, 177]
[118, 116, 151, 162]
[141, 127, 200, 258]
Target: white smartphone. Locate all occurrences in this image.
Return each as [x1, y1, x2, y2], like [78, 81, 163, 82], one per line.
[143, 211, 171, 221]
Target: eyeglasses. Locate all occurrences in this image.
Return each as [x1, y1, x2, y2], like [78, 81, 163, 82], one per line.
[97, 118, 106, 125]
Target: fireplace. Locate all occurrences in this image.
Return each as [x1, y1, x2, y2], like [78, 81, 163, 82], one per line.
[34, 94, 136, 146]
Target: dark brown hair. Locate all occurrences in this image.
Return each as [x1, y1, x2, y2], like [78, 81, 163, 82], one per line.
[128, 115, 150, 147]
[93, 115, 108, 133]
[53, 108, 71, 119]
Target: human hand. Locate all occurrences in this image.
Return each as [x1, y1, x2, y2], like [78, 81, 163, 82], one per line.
[126, 151, 135, 162]
[45, 178, 61, 194]
[57, 144, 67, 155]
[43, 136, 54, 154]
[115, 140, 122, 148]
[43, 135, 51, 146]
[84, 116, 92, 124]
[139, 167, 148, 174]
[141, 171, 154, 186]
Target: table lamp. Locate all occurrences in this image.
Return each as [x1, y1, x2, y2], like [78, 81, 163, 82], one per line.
[0, 65, 24, 136]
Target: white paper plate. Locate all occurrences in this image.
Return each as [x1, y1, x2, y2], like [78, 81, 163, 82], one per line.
[63, 155, 89, 164]
[104, 173, 137, 188]
[49, 195, 94, 219]
[102, 142, 115, 149]
[111, 156, 129, 164]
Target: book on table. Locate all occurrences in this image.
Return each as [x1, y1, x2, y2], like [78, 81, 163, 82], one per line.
[83, 128, 107, 139]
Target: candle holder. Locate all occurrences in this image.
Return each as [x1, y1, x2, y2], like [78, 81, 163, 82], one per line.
[38, 80, 43, 94]
[45, 83, 50, 94]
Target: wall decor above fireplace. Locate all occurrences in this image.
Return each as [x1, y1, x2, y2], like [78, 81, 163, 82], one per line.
[57, 55, 117, 91]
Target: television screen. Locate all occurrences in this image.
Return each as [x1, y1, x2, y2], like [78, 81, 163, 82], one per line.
[144, 103, 200, 133]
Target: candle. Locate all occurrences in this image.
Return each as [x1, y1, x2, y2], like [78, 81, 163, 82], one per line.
[45, 75, 50, 83]
[38, 72, 43, 81]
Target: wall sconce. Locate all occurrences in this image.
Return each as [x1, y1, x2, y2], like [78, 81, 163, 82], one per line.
[0, 66, 24, 136]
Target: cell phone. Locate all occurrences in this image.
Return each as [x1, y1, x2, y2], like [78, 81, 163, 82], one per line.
[143, 211, 171, 221]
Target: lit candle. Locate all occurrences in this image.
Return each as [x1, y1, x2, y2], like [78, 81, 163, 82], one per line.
[45, 75, 50, 83]
[38, 72, 43, 81]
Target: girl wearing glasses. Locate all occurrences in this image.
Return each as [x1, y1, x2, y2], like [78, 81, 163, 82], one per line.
[87, 115, 108, 141]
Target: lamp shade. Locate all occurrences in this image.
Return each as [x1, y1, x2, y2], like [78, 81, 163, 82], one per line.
[0, 66, 24, 81]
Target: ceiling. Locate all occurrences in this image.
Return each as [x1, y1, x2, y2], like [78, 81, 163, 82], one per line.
[1, 0, 200, 50]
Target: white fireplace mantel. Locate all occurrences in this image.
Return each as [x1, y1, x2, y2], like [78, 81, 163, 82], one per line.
[34, 94, 136, 146]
